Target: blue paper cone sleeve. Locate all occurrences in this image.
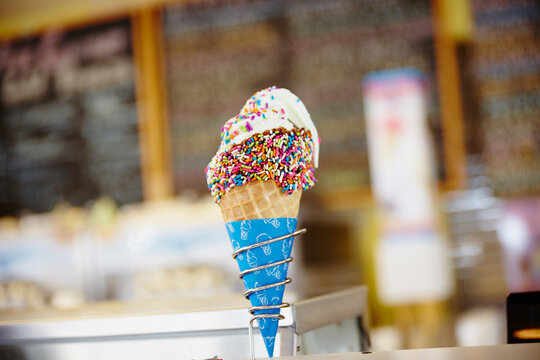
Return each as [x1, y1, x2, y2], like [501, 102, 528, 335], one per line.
[225, 218, 297, 358]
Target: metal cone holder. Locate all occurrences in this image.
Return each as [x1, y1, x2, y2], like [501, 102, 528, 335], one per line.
[231, 228, 307, 360]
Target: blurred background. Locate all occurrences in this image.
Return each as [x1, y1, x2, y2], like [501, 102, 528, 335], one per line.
[0, 0, 539, 352]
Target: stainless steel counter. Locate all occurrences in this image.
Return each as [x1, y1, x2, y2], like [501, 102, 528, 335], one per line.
[275, 343, 540, 360]
[0, 286, 368, 359]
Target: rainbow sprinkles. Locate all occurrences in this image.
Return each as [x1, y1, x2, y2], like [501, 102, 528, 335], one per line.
[206, 127, 316, 203]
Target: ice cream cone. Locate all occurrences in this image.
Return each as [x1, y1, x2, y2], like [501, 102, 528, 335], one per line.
[219, 180, 301, 223]
[221, 180, 301, 358]
[206, 87, 318, 358]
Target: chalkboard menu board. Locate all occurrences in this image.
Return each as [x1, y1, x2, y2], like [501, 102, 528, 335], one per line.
[164, 0, 442, 197]
[0, 19, 142, 216]
[471, 0, 540, 196]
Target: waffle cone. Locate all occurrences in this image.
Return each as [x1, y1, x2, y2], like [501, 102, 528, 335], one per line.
[219, 180, 301, 222]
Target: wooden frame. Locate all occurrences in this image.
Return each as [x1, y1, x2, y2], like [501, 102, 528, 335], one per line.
[132, 7, 174, 200]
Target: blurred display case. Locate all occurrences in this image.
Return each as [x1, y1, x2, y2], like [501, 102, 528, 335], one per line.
[0, 199, 238, 308]
[445, 186, 506, 308]
[443, 159, 507, 347]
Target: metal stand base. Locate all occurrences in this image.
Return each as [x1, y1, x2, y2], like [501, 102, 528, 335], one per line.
[232, 228, 307, 360]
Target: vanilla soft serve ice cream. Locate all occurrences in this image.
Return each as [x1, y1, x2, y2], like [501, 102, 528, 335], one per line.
[206, 86, 319, 202]
[221, 87, 319, 167]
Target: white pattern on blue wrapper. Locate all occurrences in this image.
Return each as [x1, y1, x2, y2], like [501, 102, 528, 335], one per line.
[225, 218, 297, 358]
[240, 220, 251, 240]
[247, 250, 259, 269]
[257, 233, 272, 255]
[266, 264, 282, 280]
[263, 218, 280, 228]
[287, 218, 295, 233]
